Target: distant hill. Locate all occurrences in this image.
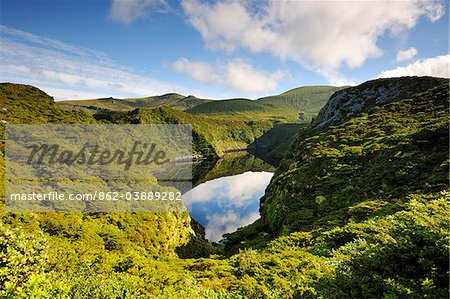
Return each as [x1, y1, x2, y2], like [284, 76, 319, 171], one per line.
[187, 86, 345, 122]
[58, 93, 212, 113]
[185, 97, 298, 122]
[258, 85, 344, 113]
[58, 86, 345, 122]
[94, 106, 275, 157]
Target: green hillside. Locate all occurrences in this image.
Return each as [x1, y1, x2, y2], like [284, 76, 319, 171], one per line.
[0, 84, 211, 297]
[225, 76, 449, 296]
[260, 76, 449, 233]
[187, 86, 344, 122]
[258, 85, 345, 120]
[59, 86, 342, 123]
[58, 93, 212, 113]
[0, 83, 96, 124]
[94, 106, 275, 157]
[186, 97, 298, 122]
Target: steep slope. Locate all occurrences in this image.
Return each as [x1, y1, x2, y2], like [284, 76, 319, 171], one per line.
[58, 93, 211, 113]
[219, 76, 449, 297]
[261, 76, 449, 233]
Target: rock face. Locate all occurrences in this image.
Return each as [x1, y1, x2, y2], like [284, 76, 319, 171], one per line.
[312, 76, 448, 129]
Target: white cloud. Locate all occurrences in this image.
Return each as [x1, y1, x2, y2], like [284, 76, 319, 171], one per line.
[183, 171, 273, 207]
[172, 58, 287, 94]
[225, 60, 286, 94]
[0, 26, 111, 62]
[378, 55, 449, 78]
[0, 25, 190, 100]
[182, 0, 444, 83]
[396, 47, 418, 62]
[109, 0, 170, 25]
[225, 171, 273, 203]
[205, 210, 260, 242]
[182, 171, 272, 241]
[36, 86, 111, 100]
[172, 58, 222, 85]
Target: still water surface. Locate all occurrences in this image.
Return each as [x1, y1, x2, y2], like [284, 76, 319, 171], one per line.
[183, 153, 274, 242]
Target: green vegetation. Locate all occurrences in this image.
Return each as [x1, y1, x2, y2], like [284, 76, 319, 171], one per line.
[1, 193, 447, 298]
[0, 83, 95, 125]
[58, 93, 212, 113]
[258, 85, 345, 121]
[0, 78, 448, 298]
[60, 86, 342, 124]
[186, 97, 298, 122]
[248, 123, 308, 163]
[94, 106, 275, 157]
[259, 77, 449, 233]
[187, 86, 343, 122]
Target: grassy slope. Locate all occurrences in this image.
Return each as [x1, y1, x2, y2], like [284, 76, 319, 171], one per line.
[258, 85, 345, 120]
[187, 86, 344, 122]
[186, 97, 299, 122]
[58, 93, 212, 112]
[248, 123, 307, 163]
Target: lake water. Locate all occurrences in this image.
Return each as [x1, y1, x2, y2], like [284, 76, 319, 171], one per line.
[183, 153, 275, 242]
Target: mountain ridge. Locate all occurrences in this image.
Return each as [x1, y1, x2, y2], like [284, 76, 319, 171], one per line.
[58, 93, 212, 112]
[57, 85, 346, 122]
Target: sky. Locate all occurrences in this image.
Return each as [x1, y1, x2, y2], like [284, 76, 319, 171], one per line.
[0, 0, 448, 100]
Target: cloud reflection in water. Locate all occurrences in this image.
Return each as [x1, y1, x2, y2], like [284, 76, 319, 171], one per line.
[183, 171, 273, 242]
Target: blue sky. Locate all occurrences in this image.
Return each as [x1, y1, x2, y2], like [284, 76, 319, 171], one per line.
[0, 0, 448, 100]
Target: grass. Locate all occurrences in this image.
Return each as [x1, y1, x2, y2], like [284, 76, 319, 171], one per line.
[187, 86, 344, 123]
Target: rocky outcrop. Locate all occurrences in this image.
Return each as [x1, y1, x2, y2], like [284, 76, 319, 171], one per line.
[312, 76, 448, 129]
